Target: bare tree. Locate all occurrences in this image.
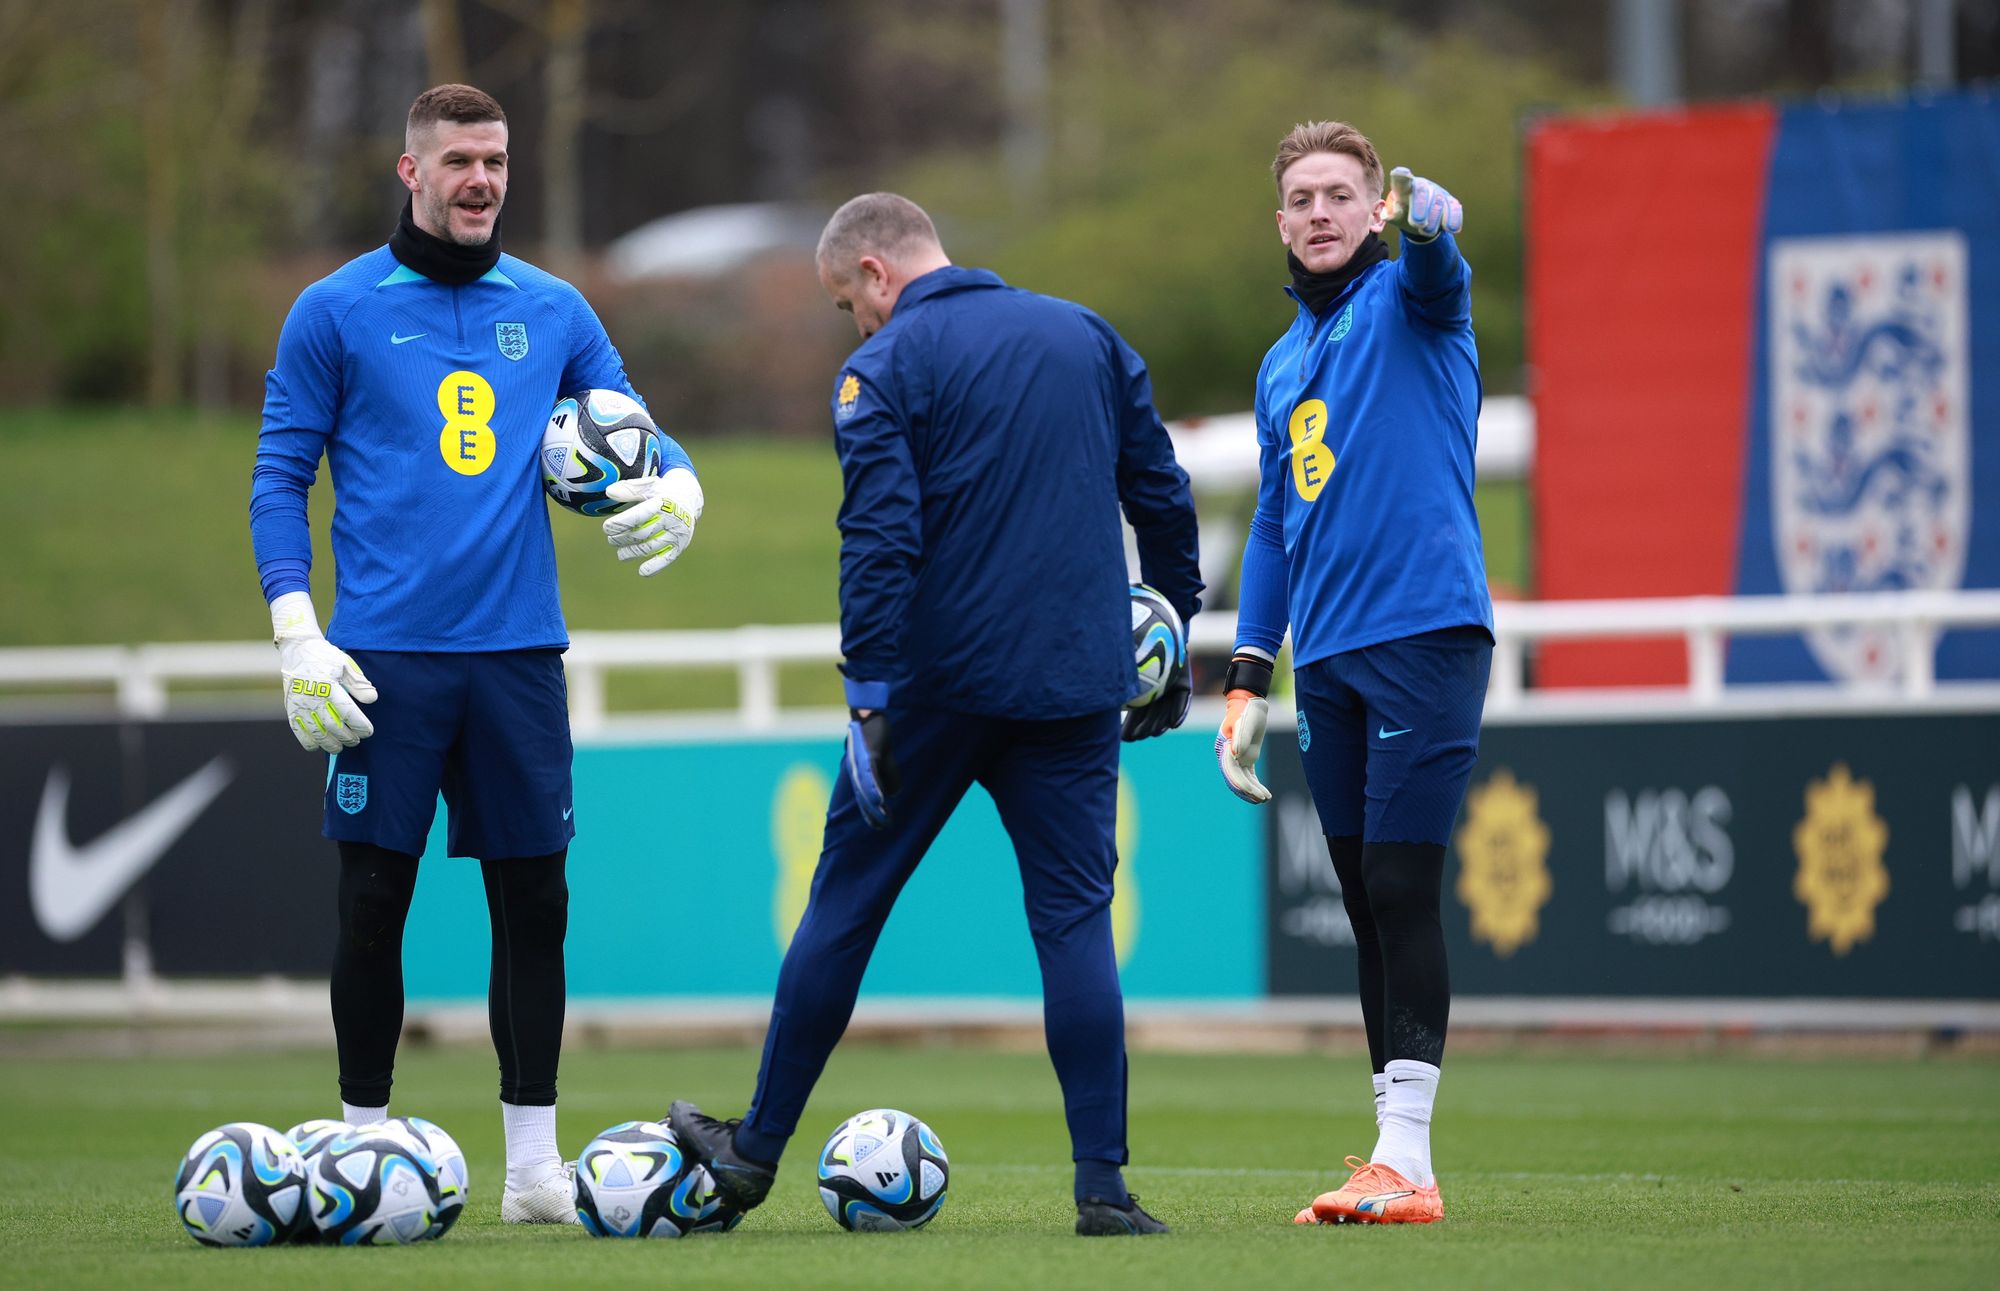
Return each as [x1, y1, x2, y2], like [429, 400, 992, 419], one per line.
[424, 0, 468, 84]
[544, 0, 588, 278]
[193, 0, 273, 410]
[140, 0, 195, 408]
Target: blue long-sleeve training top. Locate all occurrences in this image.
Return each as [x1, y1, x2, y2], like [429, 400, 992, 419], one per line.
[1234, 232, 1493, 666]
[249, 245, 689, 651]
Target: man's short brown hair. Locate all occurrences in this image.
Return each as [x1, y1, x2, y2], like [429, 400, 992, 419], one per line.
[1272, 120, 1382, 198]
[816, 193, 943, 278]
[406, 83, 506, 150]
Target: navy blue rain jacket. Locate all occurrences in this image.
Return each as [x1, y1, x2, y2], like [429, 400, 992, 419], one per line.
[830, 266, 1202, 719]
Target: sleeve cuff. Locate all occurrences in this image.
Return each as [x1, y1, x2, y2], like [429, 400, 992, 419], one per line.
[843, 678, 891, 710]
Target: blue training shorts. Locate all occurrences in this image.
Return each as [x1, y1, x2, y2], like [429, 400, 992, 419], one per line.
[1293, 625, 1492, 846]
[323, 649, 575, 860]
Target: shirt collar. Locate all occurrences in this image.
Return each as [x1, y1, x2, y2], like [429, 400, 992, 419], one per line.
[895, 265, 1006, 311]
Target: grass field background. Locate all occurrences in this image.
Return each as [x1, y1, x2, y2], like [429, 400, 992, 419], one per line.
[0, 1040, 1993, 1289]
[0, 408, 1529, 708]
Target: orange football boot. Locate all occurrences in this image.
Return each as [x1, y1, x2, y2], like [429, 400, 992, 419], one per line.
[1305, 1155, 1443, 1225]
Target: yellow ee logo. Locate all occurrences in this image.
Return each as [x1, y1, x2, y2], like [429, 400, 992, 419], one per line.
[436, 370, 497, 476]
[1288, 398, 1335, 501]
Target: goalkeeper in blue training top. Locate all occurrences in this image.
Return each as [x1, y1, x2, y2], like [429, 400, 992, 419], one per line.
[247, 84, 703, 1225]
[1217, 120, 1493, 1227]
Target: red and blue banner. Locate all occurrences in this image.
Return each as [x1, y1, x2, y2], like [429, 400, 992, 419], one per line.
[1529, 89, 2000, 686]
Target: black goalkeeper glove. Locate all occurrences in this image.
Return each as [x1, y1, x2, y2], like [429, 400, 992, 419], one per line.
[1121, 660, 1192, 742]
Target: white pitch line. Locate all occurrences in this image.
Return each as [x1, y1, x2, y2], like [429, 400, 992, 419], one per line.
[967, 1163, 1978, 1190]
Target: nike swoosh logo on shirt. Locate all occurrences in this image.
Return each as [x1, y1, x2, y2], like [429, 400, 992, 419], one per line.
[29, 758, 233, 943]
[562, 807, 574, 821]
[390, 332, 427, 345]
[1378, 726, 1413, 740]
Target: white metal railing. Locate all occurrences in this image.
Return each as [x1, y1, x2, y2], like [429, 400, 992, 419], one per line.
[4, 590, 2000, 730]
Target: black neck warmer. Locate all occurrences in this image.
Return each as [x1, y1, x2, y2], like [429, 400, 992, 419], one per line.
[389, 198, 502, 285]
[1288, 233, 1388, 317]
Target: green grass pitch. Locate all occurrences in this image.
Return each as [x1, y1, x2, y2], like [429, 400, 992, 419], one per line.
[0, 1041, 1994, 1289]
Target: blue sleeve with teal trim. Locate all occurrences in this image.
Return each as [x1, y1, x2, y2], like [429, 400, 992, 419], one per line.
[833, 355, 921, 695]
[1396, 230, 1470, 329]
[249, 285, 346, 603]
[1233, 365, 1291, 659]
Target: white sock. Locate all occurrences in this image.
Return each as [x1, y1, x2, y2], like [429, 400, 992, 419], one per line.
[1371, 1059, 1439, 1187]
[1372, 1072, 1388, 1130]
[503, 1101, 561, 1189]
[342, 1101, 387, 1126]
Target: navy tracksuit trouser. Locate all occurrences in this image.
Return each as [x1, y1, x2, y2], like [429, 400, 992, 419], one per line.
[740, 705, 1129, 1170]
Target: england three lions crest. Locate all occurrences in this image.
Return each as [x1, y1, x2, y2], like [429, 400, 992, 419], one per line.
[496, 321, 529, 361]
[1769, 232, 1969, 682]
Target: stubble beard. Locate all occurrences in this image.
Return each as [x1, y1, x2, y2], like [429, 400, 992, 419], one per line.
[422, 187, 496, 247]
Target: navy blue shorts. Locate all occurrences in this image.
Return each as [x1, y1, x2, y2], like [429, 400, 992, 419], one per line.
[1293, 626, 1492, 845]
[324, 649, 575, 861]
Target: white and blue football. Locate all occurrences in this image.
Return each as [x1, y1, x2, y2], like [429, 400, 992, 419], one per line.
[1127, 583, 1186, 708]
[391, 1116, 468, 1238]
[573, 1119, 741, 1238]
[173, 1121, 309, 1247]
[306, 1121, 445, 1245]
[817, 1108, 948, 1231]
[541, 388, 667, 517]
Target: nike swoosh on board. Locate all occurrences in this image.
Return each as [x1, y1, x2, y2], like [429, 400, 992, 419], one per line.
[29, 758, 233, 942]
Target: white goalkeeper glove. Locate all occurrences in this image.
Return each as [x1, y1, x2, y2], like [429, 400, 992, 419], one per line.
[602, 467, 704, 577]
[1383, 166, 1463, 242]
[1216, 653, 1274, 804]
[271, 591, 377, 754]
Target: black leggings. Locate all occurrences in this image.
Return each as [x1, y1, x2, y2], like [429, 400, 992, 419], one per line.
[332, 842, 568, 1107]
[1328, 836, 1450, 1071]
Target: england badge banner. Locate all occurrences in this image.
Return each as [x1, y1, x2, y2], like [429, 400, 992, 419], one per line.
[1529, 90, 2000, 687]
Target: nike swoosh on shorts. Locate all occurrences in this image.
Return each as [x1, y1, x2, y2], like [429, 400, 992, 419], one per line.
[30, 758, 233, 942]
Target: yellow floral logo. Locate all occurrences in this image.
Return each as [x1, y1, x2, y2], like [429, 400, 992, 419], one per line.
[836, 372, 861, 421]
[1454, 769, 1553, 958]
[771, 765, 830, 949]
[1792, 764, 1890, 955]
[1112, 773, 1141, 966]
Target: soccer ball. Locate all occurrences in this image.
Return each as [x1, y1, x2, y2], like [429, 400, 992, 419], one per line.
[541, 388, 667, 516]
[282, 1119, 352, 1244]
[173, 1122, 309, 1247]
[392, 1116, 468, 1238]
[285, 1119, 352, 1161]
[1127, 583, 1186, 708]
[307, 1121, 446, 1245]
[816, 1108, 948, 1231]
[573, 1120, 742, 1238]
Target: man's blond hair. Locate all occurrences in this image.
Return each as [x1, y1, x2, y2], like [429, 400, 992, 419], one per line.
[816, 193, 942, 281]
[1272, 120, 1382, 198]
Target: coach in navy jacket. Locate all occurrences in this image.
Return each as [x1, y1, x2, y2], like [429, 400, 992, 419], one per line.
[833, 263, 1200, 716]
[667, 193, 1199, 1237]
